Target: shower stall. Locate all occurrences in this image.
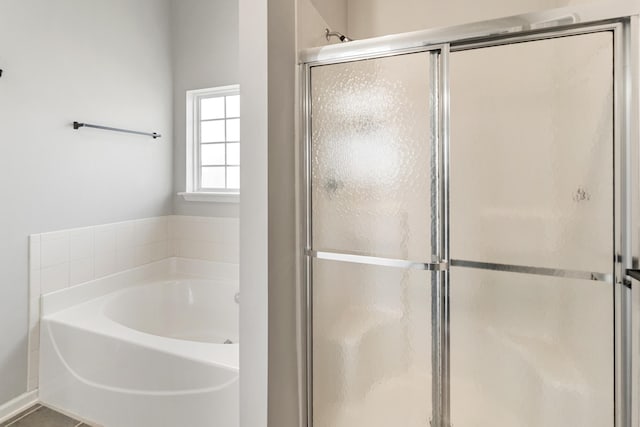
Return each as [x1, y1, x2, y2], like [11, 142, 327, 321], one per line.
[299, 4, 640, 427]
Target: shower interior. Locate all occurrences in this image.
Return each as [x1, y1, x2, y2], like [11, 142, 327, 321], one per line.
[302, 10, 639, 427]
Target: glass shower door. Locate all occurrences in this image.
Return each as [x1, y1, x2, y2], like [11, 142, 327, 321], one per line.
[308, 50, 441, 427]
[449, 32, 615, 427]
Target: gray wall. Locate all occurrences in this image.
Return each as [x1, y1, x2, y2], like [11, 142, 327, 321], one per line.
[171, 0, 240, 218]
[0, 0, 173, 406]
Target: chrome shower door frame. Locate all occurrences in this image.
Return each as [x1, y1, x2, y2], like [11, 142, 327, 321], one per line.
[299, 4, 640, 427]
[301, 44, 448, 427]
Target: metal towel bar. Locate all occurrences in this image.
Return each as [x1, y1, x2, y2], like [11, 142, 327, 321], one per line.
[73, 121, 161, 139]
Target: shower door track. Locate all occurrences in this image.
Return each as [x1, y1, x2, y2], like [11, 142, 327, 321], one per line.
[299, 4, 640, 427]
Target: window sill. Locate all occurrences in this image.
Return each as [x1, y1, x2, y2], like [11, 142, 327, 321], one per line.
[178, 192, 239, 203]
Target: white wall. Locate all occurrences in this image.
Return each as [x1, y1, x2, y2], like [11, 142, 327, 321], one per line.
[171, 0, 240, 218]
[239, 0, 269, 425]
[298, 0, 348, 49]
[0, 0, 173, 407]
[345, 0, 600, 40]
[310, 0, 347, 35]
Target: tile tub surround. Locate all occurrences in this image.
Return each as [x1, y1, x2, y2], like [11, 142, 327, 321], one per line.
[168, 215, 240, 264]
[27, 217, 169, 392]
[27, 215, 239, 392]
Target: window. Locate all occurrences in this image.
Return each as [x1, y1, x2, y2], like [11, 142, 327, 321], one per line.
[184, 85, 240, 201]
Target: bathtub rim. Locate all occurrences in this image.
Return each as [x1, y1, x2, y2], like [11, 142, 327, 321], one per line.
[42, 281, 240, 371]
[101, 278, 239, 345]
[40, 257, 239, 371]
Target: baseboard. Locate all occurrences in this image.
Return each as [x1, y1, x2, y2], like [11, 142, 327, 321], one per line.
[0, 390, 38, 423]
[39, 402, 102, 427]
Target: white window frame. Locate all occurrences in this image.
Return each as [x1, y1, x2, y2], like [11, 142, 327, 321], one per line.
[180, 84, 240, 203]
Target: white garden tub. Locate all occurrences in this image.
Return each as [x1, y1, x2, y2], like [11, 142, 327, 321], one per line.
[39, 258, 239, 427]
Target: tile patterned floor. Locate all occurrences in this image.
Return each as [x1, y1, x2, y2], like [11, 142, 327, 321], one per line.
[0, 405, 91, 427]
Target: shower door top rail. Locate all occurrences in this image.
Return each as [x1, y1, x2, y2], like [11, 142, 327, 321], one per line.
[298, 1, 639, 65]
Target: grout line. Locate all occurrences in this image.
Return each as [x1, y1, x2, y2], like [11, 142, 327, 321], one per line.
[4, 405, 42, 427]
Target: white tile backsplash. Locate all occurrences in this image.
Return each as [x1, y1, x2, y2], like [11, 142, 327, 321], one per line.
[168, 215, 240, 264]
[27, 214, 238, 393]
[134, 217, 167, 245]
[40, 263, 69, 294]
[133, 244, 153, 266]
[94, 250, 117, 278]
[212, 222, 240, 244]
[40, 231, 69, 268]
[29, 215, 237, 296]
[211, 241, 240, 263]
[115, 222, 136, 249]
[94, 224, 117, 256]
[116, 246, 136, 271]
[70, 257, 94, 286]
[69, 228, 94, 261]
[150, 240, 169, 262]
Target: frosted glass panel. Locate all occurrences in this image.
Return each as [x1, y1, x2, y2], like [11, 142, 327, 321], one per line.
[201, 120, 225, 143]
[201, 167, 225, 188]
[201, 144, 225, 166]
[450, 33, 613, 273]
[313, 259, 431, 427]
[311, 53, 434, 260]
[201, 97, 225, 120]
[450, 267, 613, 427]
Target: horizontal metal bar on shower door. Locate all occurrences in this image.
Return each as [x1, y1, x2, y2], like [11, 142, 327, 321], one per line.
[308, 249, 448, 271]
[449, 22, 623, 52]
[450, 259, 614, 283]
[73, 121, 161, 139]
[308, 252, 614, 282]
[303, 43, 447, 68]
